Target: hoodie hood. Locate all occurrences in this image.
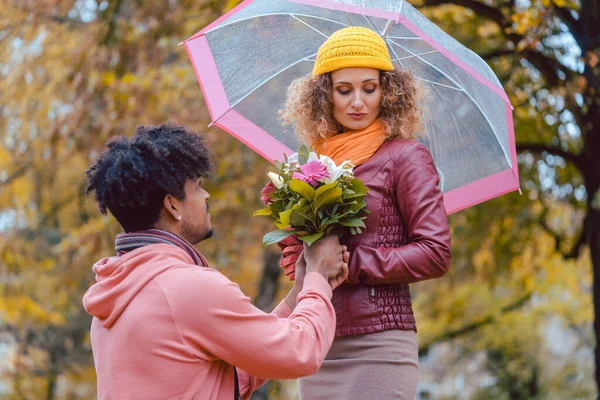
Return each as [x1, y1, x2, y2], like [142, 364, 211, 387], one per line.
[83, 244, 195, 328]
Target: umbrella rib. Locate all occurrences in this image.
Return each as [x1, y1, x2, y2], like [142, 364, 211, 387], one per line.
[291, 15, 329, 38]
[389, 40, 466, 90]
[387, 36, 421, 40]
[206, 13, 349, 33]
[415, 78, 462, 91]
[390, 40, 512, 166]
[391, 50, 440, 62]
[383, 21, 393, 39]
[363, 15, 383, 35]
[343, 12, 353, 26]
[215, 53, 318, 123]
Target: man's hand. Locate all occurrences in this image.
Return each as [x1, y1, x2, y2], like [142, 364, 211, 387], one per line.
[328, 246, 349, 290]
[283, 252, 306, 310]
[304, 236, 348, 289]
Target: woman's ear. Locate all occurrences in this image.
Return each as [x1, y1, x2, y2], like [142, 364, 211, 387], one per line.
[163, 194, 182, 221]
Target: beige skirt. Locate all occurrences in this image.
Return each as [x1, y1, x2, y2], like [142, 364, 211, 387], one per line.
[298, 329, 419, 400]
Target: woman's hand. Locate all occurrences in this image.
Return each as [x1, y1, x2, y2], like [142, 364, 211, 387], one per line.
[278, 236, 303, 281]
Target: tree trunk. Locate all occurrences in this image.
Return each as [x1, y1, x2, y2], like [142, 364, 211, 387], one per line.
[46, 349, 58, 400]
[580, 0, 600, 393]
[589, 210, 600, 398]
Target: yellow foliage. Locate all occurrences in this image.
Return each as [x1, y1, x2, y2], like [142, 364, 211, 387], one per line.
[0, 296, 65, 326]
[102, 71, 117, 86]
[225, 0, 241, 12]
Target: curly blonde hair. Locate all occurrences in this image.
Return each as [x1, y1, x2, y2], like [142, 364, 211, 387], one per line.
[280, 69, 423, 145]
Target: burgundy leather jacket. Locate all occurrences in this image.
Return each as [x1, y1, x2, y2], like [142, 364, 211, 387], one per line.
[334, 138, 451, 337]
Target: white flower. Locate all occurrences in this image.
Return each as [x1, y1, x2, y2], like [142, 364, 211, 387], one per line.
[267, 172, 284, 189]
[286, 152, 299, 164]
[307, 152, 320, 163]
[319, 155, 354, 184]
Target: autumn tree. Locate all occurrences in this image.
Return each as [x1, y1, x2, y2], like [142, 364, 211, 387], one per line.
[1, 0, 597, 398]
[0, 0, 276, 397]
[411, 0, 600, 393]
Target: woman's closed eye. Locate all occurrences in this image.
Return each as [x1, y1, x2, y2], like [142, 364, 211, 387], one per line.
[337, 88, 351, 95]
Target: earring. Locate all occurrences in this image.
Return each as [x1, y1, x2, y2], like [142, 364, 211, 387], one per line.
[177, 216, 182, 221]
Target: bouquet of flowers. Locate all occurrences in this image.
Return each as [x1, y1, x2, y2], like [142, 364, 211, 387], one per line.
[255, 145, 369, 247]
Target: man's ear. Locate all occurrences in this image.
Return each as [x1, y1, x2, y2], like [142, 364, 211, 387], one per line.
[163, 194, 182, 221]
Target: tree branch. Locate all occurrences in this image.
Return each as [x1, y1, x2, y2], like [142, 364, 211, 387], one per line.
[516, 142, 584, 172]
[479, 48, 516, 60]
[550, 2, 583, 47]
[0, 161, 32, 188]
[420, 0, 506, 26]
[420, 0, 574, 87]
[538, 194, 588, 259]
[563, 212, 589, 259]
[419, 292, 532, 355]
[522, 49, 575, 87]
[101, 0, 124, 45]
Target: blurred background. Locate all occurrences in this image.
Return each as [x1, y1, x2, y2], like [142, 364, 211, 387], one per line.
[1, 0, 598, 399]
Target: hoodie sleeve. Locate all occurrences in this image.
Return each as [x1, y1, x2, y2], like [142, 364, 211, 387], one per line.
[159, 268, 335, 398]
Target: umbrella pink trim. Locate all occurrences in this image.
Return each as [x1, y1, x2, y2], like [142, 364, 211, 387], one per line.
[184, 36, 230, 122]
[216, 109, 294, 163]
[287, 0, 402, 21]
[186, 0, 257, 41]
[506, 102, 520, 184]
[398, 16, 510, 104]
[445, 102, 520, 214]
[443, 168, 519, 214]
[289, 0, 510, 104]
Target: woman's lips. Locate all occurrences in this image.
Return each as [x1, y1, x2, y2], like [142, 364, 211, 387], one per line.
[348, 113, 367, 120]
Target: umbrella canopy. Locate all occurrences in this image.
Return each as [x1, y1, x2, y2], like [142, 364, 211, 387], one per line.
[183, 0, 519, 214]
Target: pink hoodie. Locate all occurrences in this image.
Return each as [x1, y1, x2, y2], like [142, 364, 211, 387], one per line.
[83, 244, 335, 399]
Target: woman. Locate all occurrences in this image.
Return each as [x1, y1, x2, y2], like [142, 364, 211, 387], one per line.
[279, 27, 452, 399]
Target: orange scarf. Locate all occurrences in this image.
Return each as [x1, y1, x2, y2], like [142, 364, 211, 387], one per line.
[312, 120, 386, 167]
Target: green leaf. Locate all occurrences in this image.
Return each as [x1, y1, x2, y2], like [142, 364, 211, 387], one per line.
[262, 230, 296, 247]
[298, 145, 311, 165]
[290, 205, 316, 226]
[331, 203, 339, 216]
[313, 187, 342, 210]
[298, 232, 324, 246]
[340, 218, 367, 228]
[350, 199, 366, 212]
[253, 207, 273, 216]
[290, 179, 316, 200]
[350, 178, 369, 194]
[278, 208, 294, 227]
[315, 182, 338, 197]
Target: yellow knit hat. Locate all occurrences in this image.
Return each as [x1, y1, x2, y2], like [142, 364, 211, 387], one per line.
[313, 26, 394, 76]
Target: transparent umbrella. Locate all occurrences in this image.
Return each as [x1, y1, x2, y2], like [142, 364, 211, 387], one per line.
[183, 0, 519, 214]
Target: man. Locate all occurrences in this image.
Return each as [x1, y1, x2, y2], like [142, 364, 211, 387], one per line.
[83, 125, 348, 399]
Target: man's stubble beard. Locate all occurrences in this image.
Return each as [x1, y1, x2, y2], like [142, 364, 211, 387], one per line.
[181, 220, 214, 245]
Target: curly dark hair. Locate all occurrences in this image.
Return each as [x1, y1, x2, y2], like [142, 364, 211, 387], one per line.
[280, 68, 423, 144]
[85, 124, 212, 232]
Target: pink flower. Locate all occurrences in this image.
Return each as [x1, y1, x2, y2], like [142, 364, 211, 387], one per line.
[292, 161, 329, 186]
[260, 182, 276, 205]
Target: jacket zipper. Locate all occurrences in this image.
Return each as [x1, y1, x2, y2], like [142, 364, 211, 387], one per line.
[369, 285, 376, 302]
